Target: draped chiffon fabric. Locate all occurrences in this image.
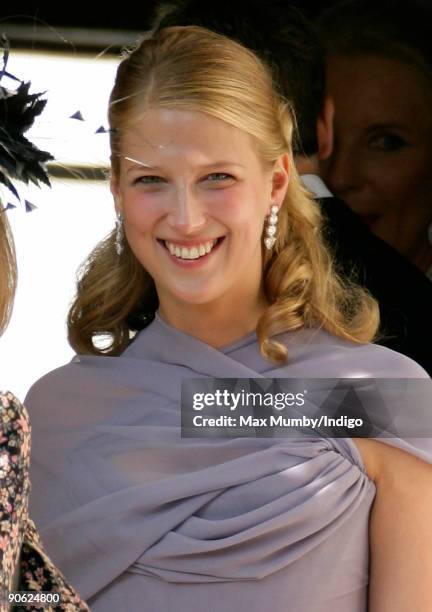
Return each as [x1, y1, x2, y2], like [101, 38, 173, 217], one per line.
[25, 315, 431, 611]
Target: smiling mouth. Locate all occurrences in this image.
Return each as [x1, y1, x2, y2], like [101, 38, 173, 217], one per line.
[158, 237, 225, 260]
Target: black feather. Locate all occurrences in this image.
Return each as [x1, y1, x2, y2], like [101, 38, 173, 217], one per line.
[0, 38, 54, 206]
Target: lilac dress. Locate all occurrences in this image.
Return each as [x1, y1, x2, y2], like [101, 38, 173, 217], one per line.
[25, 315, 431, 611]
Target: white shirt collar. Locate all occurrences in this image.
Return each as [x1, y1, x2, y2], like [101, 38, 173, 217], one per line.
[301, 174, 333, 199]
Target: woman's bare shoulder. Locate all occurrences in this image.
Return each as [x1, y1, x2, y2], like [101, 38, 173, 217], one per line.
[352, 437, 432, 610]
[352, 437, 432, 484]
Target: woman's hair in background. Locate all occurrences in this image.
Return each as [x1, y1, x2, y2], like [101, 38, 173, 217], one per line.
[68, 25, 378, 363]
[318, 0, 432, 92]
[0, 209, 17, 334]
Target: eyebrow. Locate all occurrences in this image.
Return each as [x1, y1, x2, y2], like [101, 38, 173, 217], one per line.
[124, 157, 245, 174]
[365, 123, 406, 133]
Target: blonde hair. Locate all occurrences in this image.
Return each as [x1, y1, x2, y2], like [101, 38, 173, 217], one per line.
[68, 26, 379, 362]
[0, 208, 17, 335]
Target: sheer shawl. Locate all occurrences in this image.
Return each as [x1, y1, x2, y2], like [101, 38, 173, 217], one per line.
[25, 315, 431, 611]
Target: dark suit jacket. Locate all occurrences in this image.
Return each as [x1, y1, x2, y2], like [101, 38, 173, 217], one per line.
[319, 196, 432, 375]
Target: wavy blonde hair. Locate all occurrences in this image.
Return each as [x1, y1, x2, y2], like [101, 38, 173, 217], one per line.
[68, 26, 379, 362]
[0, 208, 17, 335]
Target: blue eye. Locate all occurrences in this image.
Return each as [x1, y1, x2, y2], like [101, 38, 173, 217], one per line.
[368, 134, 406, 152]
[134, 175, 163, 185]
[205, 173, 233, 182]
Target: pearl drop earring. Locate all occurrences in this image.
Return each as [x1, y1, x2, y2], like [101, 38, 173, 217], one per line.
[115, 212, 124, 256]
[264, 205, 279, 250]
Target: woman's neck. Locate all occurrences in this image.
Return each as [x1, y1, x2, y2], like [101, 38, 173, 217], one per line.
[158, 294, 267, 348]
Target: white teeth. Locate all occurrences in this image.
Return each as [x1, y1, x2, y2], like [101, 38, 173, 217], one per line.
[164, 239, 218, 260]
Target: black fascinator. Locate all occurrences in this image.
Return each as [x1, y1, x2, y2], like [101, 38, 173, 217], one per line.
[0, 36, 53, 208]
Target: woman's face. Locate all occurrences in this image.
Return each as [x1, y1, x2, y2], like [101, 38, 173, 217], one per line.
[112, 108, 289, 318]
[320, 55, 432, 265]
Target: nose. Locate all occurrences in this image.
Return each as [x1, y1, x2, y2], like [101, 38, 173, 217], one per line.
[166, 186, 206, 233]
[322, 145, 363, 199]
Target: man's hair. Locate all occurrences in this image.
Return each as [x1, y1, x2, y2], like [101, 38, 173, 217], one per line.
[151, 0, 325, 156]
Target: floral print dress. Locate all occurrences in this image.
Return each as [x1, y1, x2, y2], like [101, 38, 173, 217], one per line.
[0, 392, 89, 611]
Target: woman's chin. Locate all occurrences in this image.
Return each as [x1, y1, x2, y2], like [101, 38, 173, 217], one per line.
[158, 284, 224, 309]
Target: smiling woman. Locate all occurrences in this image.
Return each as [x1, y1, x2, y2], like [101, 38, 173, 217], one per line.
[24, 25, 432, 612]
[68, 25, 378, 358]
[318, 1, 432, 277]
[111, 108, 288, 340]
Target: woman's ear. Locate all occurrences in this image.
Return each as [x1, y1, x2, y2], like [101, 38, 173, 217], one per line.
[271, 153, 290, 208]
[317, 95, 335, 160]
[110, 179, 122, 214]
